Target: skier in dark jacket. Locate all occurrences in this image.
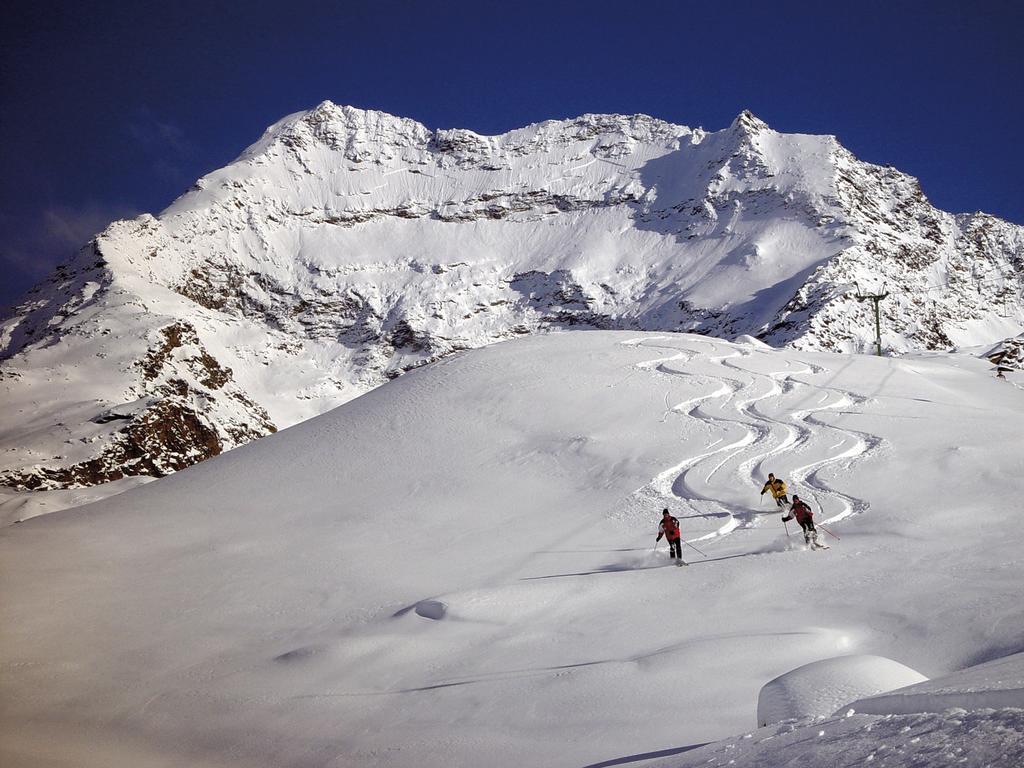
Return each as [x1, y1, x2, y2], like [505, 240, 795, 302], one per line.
[656, 508, 685, 563]
[782, 495, 825, 549]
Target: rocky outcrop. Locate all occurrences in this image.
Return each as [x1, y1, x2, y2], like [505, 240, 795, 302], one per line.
[1, 399, 224, 490]
[986, 334, 1024, 374]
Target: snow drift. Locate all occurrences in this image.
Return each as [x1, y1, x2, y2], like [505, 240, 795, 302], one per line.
[667, 651, 1024, 767]
[847, 649, 1024, 716]
[756, 654, 927, 726]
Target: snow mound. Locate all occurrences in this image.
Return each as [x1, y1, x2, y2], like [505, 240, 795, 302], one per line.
[757, 654, 927, 726]
[847, 650, 1024, 716]
[733, 334, 773, 349]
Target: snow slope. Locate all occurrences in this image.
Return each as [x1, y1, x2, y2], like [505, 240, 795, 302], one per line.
[2, 103, 1022, 496]
[657, 708, 1024, 768]
[848, 649, 1024, 716]
[660, 652, 1024, 767]
[2, 331, 1023, 767]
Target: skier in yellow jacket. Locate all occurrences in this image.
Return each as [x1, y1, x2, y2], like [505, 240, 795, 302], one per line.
[760, 473, 790, 507]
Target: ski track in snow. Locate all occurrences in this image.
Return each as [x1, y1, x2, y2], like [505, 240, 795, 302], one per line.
[622, 336, 882, 549]
[283, 336, 888, 704]
[381, 336, 885, 694]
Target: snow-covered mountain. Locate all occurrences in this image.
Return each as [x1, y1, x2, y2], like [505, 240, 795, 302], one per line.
[2, 103, 1022, 494]
[2, 332, 1022, 766]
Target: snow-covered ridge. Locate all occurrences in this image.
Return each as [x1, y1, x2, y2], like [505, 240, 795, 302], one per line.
[1, 102, 1022, 495]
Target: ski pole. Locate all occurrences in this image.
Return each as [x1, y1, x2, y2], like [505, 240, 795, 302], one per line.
[680, 538, 708, 558]
[817, 523, 840, 540]
[782, 518, 791, 538]
[817, 502, 840, 540]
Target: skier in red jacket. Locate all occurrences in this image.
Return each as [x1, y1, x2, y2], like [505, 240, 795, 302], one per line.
[782, 495, 826, 549]
[656, 508, 686, 564]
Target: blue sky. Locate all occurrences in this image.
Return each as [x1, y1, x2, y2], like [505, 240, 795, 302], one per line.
[2, 0, 1021, 307]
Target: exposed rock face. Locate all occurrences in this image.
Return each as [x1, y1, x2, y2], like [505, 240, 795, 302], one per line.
[985, 333, 1024, 373]
[3, 401, 223, 490]
[0, 310, 275, 491]
[1, 102, 1022, 491]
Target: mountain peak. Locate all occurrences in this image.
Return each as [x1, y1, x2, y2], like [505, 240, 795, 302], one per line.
[299, 101, 426, 135]
[250, 101, 431, 160]
[730, 109, 770, 135]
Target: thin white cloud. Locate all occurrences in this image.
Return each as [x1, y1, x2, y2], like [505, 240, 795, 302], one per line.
[127, 109, 192, 157]
[126, 108, 193, 190]
[0, 202, 139, 307]
[41, 202, 139, 250]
